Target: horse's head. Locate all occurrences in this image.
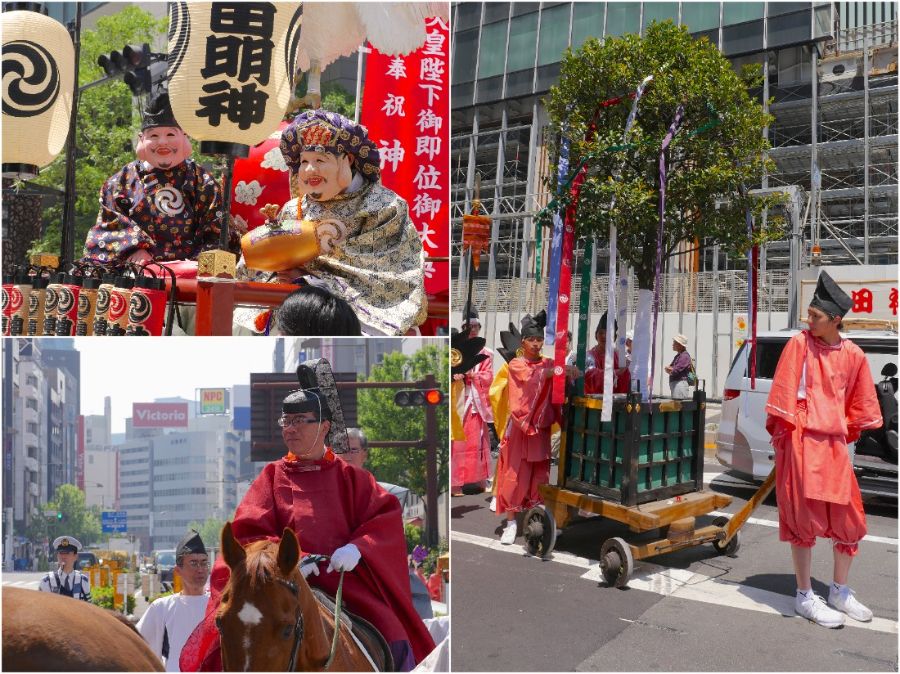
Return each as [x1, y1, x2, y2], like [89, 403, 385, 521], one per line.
[217, 522, 315, 672]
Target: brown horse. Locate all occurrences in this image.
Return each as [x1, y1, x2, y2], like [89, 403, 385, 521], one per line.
[2, 587, 163, 671]
[217, 522, 384, 671]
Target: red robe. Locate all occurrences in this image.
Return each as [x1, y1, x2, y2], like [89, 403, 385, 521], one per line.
[584, 346, 630, 395]
[496, 357, 560, 515]
[179, 455, 434, 671]
[451, 348, 494, 487]
[765, 331, 882, 555]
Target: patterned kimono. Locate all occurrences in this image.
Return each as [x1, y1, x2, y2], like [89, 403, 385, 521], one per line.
[495, 356, 560, 515]
[584, 345, 630, 395]
[238, 178, 426, 336]
[765, 331, 882, 555]
[83, 160, 227, 263]
[451, 348, 494, 489]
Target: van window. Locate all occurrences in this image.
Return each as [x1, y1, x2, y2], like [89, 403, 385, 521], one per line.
[756, 340, 787, 379]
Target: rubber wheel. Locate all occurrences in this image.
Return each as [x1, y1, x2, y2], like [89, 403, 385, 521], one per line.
[599, 537, 633, 588]
[523, 506, 557, 558]
[711, 515, 741, 556]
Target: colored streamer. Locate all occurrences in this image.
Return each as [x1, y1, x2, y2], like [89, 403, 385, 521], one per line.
[545, 130, 571, 345]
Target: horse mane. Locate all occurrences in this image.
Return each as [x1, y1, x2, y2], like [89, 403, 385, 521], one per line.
[231, 539, 294, 591]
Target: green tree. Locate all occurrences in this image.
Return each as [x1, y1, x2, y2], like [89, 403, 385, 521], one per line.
[544, 21, 785, 289]
[186, 517, 228, 551]
[357, 345, 449, 497]
[27, 484, 102, 547]
[29, 6, 169, 257]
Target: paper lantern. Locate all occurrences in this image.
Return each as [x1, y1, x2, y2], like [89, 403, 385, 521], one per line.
[167, 2, 303, 157]
[1, 5, 75, 179]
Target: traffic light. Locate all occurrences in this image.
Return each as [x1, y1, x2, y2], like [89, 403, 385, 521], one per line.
[394, 389, 444, 407]
[97, 43, 163, 95]
[56, 512, 63, 521]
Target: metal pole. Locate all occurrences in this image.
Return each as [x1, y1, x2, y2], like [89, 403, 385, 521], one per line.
[353, 46, 365, 123]
[863, 28, 870, 264]
[810, 47, 819, 246]
[218, 156, 235, 250]
[60, 4, 83, 267]
[423, 374, 439, 548]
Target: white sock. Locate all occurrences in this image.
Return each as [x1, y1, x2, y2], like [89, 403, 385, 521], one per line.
[832, 582, 847, 593]
[797, 588, 815, 600]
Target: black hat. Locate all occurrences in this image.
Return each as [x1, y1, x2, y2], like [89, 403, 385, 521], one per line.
[520, 310, 547, 339]
[451, 330, 488, 375]
[497, 322, 522, 363]
[283, 359, 349, 454]
[809, 271, 853, 318]
[282, 388, 331, 420]
[176, 530, 206, 559]
[142, 92, 179, 131]
[596, 311, 617, 335]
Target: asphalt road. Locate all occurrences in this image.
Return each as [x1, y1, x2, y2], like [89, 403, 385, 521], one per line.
[451, 459, 898, 672]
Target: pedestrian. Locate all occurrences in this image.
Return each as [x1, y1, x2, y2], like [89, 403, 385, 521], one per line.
[273, 284, 362, 336]
[494, 311, 570, 544]
[584, 312, 630, 395]
[180, 360, 434, 671]
[137, 530, 210, 672]
[765, 271, 882, 628]
[38, 536, 91, 602]
[451, 308, 494, 496]
[343, 427, 369, 470]
[665, 334, 694, 399]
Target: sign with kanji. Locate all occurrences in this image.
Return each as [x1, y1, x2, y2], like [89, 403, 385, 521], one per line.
[360, 16, 450, 319]
[800, 276, 898, 321]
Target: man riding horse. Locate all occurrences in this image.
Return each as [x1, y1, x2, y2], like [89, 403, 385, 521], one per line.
[180, 359, 434, 671]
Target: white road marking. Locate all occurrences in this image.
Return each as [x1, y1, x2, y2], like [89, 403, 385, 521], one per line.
[452, 530, 898, 636]
[1, 580, 41, 590]
[706, 510, 899, 546]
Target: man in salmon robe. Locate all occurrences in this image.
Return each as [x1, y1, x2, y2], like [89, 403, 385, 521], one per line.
[451, 310, 494, 495]
[494, 311, 563, 544]
[584, 312, 630, 395]
[765, 271, 882, 628]
[180, 370, 434, 671]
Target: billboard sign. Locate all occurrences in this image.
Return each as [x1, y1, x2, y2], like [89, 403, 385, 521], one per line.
[199, 388, 227, 415]
[132, 402, 189, 428]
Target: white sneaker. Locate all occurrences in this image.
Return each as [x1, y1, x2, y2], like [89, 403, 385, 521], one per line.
[500, 521, 517, 545]
[795, 592, 845, 628]
[489, 497, 497, 512]
[828, 585, 873, 622]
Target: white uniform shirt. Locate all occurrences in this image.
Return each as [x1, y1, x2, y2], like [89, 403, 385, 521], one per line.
[136, 592, 210, 672]
[38, 568, 91, 599]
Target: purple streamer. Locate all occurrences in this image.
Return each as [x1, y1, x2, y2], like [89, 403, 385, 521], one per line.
[649, 105, 685, 401]
[545, 130, 571, 345]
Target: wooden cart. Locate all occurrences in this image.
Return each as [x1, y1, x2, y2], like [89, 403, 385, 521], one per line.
[522, 391, 775, 587]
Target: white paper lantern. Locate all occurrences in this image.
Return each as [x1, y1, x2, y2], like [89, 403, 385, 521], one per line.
[167, 2, 303, 157]
[2, 6, 75, 179]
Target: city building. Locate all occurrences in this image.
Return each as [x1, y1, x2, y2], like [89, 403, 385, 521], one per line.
[451, 1, 897, 286]
[283, 338, 404, 376]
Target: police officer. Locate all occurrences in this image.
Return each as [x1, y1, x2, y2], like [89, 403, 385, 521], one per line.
[38, 536, 92, 601]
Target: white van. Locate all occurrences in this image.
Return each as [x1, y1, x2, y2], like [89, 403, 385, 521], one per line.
[715, 328, 898, 498]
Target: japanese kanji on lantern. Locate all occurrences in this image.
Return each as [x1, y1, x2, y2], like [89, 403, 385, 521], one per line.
[2, 5, 75, 180]
[167, 2, 303, 157]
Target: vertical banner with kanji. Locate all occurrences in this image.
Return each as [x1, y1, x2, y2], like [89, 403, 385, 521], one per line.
[360, 16, 450, 333]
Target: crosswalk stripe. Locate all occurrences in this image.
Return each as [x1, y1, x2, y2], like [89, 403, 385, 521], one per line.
[706, 510, 898, 546]
[451, 530, 898, 636]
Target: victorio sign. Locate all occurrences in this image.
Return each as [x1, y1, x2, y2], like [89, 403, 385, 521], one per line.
[132, 402, 189, 428]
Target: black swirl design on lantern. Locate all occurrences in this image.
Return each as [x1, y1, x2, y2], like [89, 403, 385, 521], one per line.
[43, 287, 58, 312]
[77, 294, 91, 319]
[155, 186, 185, 216]
[2, 40, 60, 118]
[286, 6, 304, 84]
[28, 292, 39, 315]
[1, 288, 8, 311]
[57, 287, 75, 313]
[128, 292, 152, 323]
[95, 287, 111, 313]
[168, 2, 190, 79]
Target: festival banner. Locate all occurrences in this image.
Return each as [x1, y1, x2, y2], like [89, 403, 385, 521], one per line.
[360, 16, 450, 326]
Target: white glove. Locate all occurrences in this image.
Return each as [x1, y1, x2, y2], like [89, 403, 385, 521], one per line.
[300, 559, 320, 580]
[327, 544, 361, 573]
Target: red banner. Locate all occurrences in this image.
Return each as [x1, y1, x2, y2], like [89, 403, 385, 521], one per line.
[360, 16, 450, 331]
[132, 402, 189, 428]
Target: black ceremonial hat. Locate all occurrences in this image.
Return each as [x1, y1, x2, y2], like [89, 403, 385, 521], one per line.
[176, 530, 206, 558]
[284, 359, 348, 454]
[451, 330, 488, 375]
[520, 310, 547, 339]
[809, 271, 853, 318]
[142, 92, 179, 130]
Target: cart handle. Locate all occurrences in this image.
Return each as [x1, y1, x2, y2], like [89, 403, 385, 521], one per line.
[722, 467, 776, 545]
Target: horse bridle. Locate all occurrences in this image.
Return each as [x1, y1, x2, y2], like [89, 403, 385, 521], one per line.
[278, 578, 305, 672]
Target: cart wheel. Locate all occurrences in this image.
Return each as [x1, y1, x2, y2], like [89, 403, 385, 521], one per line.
[599, 537, 634, 588]
[711, 515, 741, 556]
[523, 506, 557, 558]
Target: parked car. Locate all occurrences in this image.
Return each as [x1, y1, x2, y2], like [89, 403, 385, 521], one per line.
[715, 328, 898, 499]
[75, 551, 97, 570]
[153, 549, 177, 582]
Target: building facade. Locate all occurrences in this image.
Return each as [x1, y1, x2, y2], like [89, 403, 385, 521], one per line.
[451, 2, 898, 304]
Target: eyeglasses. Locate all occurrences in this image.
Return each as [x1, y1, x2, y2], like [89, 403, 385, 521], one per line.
[183, 559, 209, 569]
[278, 415, 320, 428]
[347, 446, 366, 453]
